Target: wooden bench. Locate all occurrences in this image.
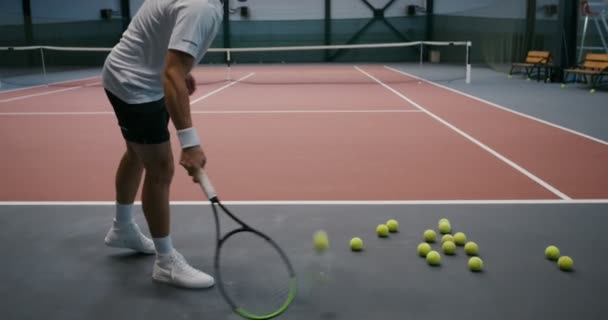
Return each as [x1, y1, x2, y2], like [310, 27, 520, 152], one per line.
[510, 51, 553, 81]
[564, 53, 608, 88]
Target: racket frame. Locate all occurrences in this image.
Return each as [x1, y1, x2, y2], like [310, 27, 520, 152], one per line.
[200, 171, 296, 320]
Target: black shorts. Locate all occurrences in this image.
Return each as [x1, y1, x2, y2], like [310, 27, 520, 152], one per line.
[105, 89, 170, 144]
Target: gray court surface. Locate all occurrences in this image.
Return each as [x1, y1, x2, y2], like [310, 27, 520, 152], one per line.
[1, 203, 607, 320]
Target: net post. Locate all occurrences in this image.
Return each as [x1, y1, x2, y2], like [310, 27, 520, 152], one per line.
[465, 41, 472, 84]
[40, 47, 49, 86]
[419, 42, 424, 66]
[226, 50, 232, 82]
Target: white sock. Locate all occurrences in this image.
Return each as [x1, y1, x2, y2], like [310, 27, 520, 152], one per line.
[153, 236, 174, 255]
[115, 203, 133, 224]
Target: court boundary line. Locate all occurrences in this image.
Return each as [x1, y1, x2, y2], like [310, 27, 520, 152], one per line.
[190, 73, 255, 105]
[384, 65, 608, 146]
[354, 66, 571, 200]
[0, 71, 251, 105]
[1, 199, 607, 206]
[0, 82, 101, 103]
[0, 109, 423, 116]
[0, 75, 100, 94]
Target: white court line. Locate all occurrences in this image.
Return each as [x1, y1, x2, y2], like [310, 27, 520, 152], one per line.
[190, 109, 422, 114]
[1, 199, 607, 206]
[384, 65, 608, 146]
[0, 109, 421, 116]
[354, 66, 571, 200]
[0, 86, 86, 103]
[0, 75, 100, 94]
[0, 81, 101, 104]
[0, 71, 248, 105]
[0, 71, 250, 105]
[191, 73, 255, 105]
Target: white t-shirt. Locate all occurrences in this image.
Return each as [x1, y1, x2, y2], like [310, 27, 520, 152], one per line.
[102, 0, 223, 104]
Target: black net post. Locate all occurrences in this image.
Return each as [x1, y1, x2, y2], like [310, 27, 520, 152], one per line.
[556, 0, 578, 81]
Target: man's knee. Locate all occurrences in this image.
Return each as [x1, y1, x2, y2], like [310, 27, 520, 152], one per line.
[145, 158, 174, 185]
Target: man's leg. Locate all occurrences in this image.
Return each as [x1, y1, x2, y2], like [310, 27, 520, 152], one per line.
[127, 141, 173, 240]
[103, 89, 212, 288]
[116, 143, 144, 206]
[128, 140, 214, 289]
[114, 144, 144, 224]
[104, 144, 155, 254]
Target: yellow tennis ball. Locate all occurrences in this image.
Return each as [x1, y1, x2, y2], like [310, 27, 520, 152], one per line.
[438, 218, 450, 225]
[386, 219, 399, 232]
[313, 230, 329, 252]
[464, 241, 479, 256]
[590, 89, 596, 94]
[438, 222, 451, 234]
[453, 232, 467, 246]
[558, 256, 574, 271]
[417, 242, 432, 257]
[423, 229, 437, 243]
[426, 250, 441, 266]
[468, 257, 483, 272]
[441, 234, 454, 244]
[350, 237, 363, 251]
[560, 84, 566, 88]
[545, 245, 560, 260]
[376, 224, 389, 237]
[442, 241, 456, 255]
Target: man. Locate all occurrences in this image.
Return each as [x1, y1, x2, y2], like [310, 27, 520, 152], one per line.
[582, 0, 594, 16]
[101, 0, 223, 289]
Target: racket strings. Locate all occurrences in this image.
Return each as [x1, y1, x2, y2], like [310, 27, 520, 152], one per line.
[218, 231, 294, 318]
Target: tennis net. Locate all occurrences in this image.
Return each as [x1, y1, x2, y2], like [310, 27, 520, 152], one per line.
[0, 41, 471, 89]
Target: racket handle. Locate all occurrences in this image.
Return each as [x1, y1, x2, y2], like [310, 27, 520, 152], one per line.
[197, 170, 218, 200]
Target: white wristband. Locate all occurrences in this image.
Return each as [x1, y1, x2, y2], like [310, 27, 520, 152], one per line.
[177, 127, 201, 149]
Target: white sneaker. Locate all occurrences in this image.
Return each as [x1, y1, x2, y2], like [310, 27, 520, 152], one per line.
[104, 220, 155, 254]
[152, 250, 215, 289]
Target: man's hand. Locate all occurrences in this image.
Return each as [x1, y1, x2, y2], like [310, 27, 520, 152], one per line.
[186, 73, 196, 95]
[179, 146, 207, 183]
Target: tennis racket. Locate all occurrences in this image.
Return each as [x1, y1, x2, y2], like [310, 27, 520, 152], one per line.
[197, 170, 297, 320]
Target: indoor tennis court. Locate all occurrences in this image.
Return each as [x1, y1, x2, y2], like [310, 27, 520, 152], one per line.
[1, 1, 608, 320]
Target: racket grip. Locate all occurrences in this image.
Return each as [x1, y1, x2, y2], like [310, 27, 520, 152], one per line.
[197, 170, 218, 200]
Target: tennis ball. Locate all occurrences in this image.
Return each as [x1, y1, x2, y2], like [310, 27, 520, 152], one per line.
[441, 234, 455, 244]
[590, 89, 596, 94]
[376, 224, 389, 237]
[386, 219, 399, 233]
[558, 256, 574, 271]
[464, 241, 479, 256]
[350, 237, 363, 251]
[417, 242, 432, 257]
[438, 222, 451, 234]
[426, 251, 441, 266]
[526, 78, 531, 81]
[545, 245, 560, 260]
[438, 218, 450, 225]
[423, 229, 437, 243]
[313, 230, 329, 253]
[453, 232, 467, 246]
[561, 84, 566, 88]
[442, 241, 456, 255]
[468, 257, 483, 272]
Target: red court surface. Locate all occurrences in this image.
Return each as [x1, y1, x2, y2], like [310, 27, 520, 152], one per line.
[1, 65, 607, 201]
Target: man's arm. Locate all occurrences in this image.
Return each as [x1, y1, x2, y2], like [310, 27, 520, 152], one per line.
[163, 49, 206, 182]
[164, 49, 194, 130]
